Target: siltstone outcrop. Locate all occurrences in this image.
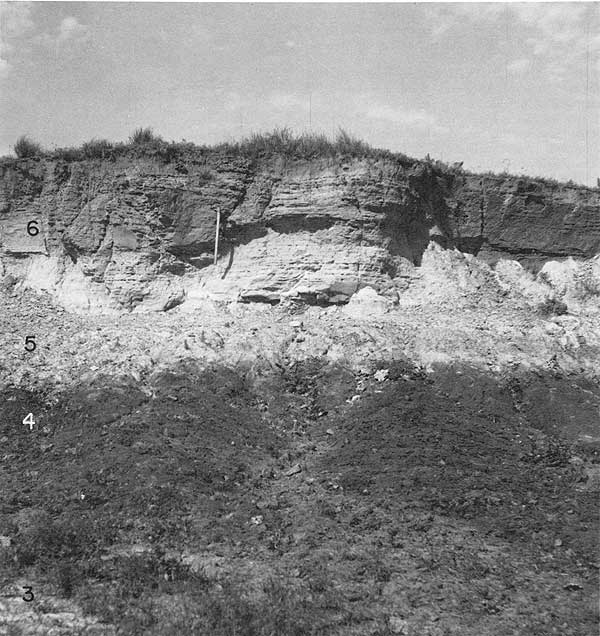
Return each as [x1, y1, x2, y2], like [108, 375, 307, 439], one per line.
[0, 152, 598, 313]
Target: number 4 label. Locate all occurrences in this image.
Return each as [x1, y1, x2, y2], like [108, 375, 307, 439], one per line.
[23, 413, 35, 431]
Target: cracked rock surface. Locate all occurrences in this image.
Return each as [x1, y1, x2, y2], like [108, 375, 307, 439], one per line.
[1, 153, 598, 311]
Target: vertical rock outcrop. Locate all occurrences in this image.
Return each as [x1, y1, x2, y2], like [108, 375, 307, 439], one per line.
[453, 174, 600, 269]
[0, 151, 598, 312]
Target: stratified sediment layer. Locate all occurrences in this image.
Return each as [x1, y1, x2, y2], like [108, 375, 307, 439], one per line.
[0, 152, 598, 311]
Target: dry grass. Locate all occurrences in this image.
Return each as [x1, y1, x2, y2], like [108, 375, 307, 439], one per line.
[13, 135, 43, 159]
[128, 127, 160, 145]
[212, 127, 401, 161]
[5, 129, 597, 193]
[4, 127, 415, 166]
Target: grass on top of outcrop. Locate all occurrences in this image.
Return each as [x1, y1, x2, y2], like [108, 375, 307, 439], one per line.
[13, 135, 44, 159]
[212, 127, 406, 161]
[4, 127, 419, 166]
[462, 167, 598, 191]
[6, 129, 599, 190]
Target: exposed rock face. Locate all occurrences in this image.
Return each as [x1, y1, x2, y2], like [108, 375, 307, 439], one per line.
[453, 175, 600, 268]
[0, 152, 598, 312]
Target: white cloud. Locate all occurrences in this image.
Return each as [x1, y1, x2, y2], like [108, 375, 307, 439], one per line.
[427, 4, 505, 40]
[506, 58, 531, 74]
[344, 92, 444, 133]
[260, 91, 442, 133]
[428, 2, 586, 46]
[498, 132, 522, 147]
[268, 92, 309, 111]
[223, 91, 249, 113]
[0, 2, 34, 76]
[513, 3, 586, 48]
[364, 103, 436, 128]
[0, 56, 10, 78]
[524, 5, 599, 82]
[427, 3, 598, 83]
[0, 2, 34, 40]
[35, 15, 89, 50]
[57, 16, 88, 43]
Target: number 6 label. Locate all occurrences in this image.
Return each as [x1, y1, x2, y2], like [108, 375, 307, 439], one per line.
[27, 221, 39, 237]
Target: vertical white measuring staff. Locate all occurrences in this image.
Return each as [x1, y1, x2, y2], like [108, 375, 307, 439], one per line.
[213, 207, 220, 265]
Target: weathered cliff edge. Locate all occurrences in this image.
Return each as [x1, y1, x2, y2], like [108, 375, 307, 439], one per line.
[0, 151, 598, 312]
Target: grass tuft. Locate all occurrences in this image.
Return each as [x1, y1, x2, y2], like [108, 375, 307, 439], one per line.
[81, 138, 115, 159]
[129, 127, 161, 145]
[10, 126, 415, 166]
[6, 128, 595, 195]
[13, 135, 44, 158]
[212, 126, 407, 162]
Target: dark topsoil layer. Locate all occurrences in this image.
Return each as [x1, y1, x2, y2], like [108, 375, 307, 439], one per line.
[0, 360, 598, 635]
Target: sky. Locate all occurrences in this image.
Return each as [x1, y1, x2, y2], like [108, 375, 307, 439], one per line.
[0, 2, 598, 184]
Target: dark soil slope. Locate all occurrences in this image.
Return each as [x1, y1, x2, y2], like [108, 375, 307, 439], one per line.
[1, 360, 597, 635]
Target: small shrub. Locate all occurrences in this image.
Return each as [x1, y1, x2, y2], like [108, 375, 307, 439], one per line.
[93, 575, 338, 636]
[538, 297, 568, 316]
[53, 146, 84, 161]
[335, 128, 374, 156]
[154, 141, 202, 164]
[14, 135, 43, 158]
[197, 167, 213, 182]
[14, 512, 117, 571]
[56, 562, 76, 597]
[129, 127, 160, 145]
[153, 142, 177, 163]
[81, 138, 114, 159]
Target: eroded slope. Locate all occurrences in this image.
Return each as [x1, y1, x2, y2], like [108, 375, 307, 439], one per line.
[1, 152, 598, 312]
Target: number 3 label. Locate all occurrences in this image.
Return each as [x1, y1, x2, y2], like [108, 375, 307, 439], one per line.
[22, 586, 34, 602]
